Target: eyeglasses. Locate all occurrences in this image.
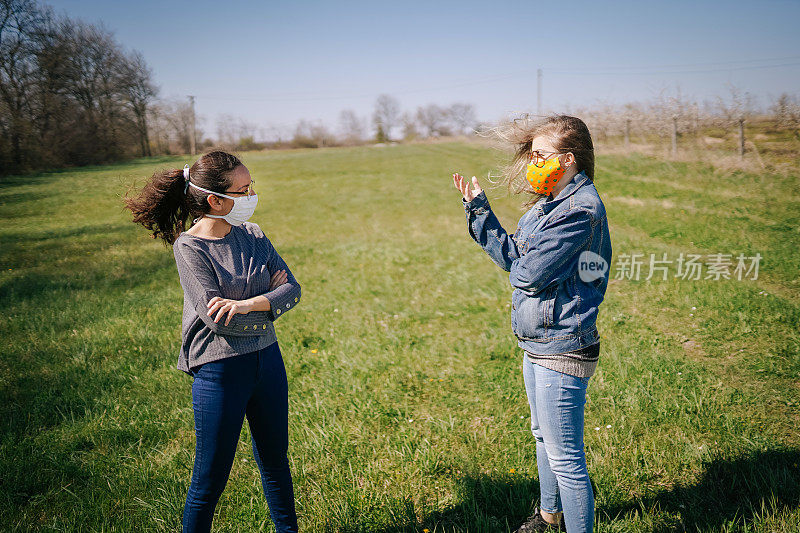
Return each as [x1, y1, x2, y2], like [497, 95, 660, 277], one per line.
[221, 179, 256, 196]
[528, 150, 562, 168]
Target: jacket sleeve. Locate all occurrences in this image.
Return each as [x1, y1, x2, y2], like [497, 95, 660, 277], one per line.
[463, 191, 521, 272]
[174, 243, 276, 336]
[509, 207, 594, 295]
[257, 237, 301, 322]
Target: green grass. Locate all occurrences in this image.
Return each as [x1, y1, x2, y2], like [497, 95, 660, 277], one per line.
[1, 142, 798, 532]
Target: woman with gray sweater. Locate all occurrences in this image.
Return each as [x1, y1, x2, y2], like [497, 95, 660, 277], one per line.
[125, 150, 301, 532]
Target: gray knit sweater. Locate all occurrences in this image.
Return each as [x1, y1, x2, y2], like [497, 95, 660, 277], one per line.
[172, 221, 301, 375]
[525, 341, 600, 379]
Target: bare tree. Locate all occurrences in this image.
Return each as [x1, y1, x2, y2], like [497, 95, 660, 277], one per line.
[215, 113, 238, 147]
[215, 113, 258, 148]
[120, 50, 156, 156]
[163, 98, 197, 154]
[400, 111, 418, 141]
[338, 109, 365, 144]
[715, 84, 757, 124]
[262, 123, 289, 145]
[147, 103, 167, 154]
[60, 22, 118, 156]
[372, 93, 400, 142]
[0, 0, 162, 173]
[292, 119, 333, 148]
[0, 0, 51, 169]
[32, 11, 74, 163]
[771, 93, 800, 133]
[448, 102, 477, 135]
[415, 104, 451, 137]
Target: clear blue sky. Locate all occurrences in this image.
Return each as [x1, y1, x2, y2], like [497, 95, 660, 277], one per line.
[46, 0, 800, 140]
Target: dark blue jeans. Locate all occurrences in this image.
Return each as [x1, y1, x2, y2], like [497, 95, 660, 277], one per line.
[182, 342, 298, 532]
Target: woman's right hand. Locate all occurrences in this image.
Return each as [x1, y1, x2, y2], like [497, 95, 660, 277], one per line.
[453, 173, 483, 202]
[269, 269, 288, 290]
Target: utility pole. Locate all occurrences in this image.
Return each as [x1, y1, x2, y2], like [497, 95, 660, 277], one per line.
[537, 68, 542, 115]
[671, 115, 678, 157]
[738, 117, 745, 159]
[188, 95, 197, 155]
[624, 118, 631, 147]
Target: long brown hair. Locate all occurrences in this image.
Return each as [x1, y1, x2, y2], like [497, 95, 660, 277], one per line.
[124, 150, 243, 245]
[483, 114, 595, 208]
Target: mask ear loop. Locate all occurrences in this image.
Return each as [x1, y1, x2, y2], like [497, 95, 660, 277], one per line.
[183, 164, 191, 194]
[183, 164, 203, 225]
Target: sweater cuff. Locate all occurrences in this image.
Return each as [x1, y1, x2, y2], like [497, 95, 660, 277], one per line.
[264, 282, 301, 321]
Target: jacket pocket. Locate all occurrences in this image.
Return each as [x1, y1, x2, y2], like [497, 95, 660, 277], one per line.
[542, 283, 557, 326]
[513, 288, 549, 340]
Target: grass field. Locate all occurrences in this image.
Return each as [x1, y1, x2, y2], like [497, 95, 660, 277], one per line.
[1, 141, 798, 532]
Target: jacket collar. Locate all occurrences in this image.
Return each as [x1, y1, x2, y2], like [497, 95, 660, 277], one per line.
[534, 170, 591, 217]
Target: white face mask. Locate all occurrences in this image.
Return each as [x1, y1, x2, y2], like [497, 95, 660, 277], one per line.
[188, 182, 258, 226]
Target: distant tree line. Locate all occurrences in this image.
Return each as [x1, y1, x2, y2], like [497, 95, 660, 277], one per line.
[254, 95, 480, 150]
[0, 0, 162, 175]
[0, 0, 481, 174]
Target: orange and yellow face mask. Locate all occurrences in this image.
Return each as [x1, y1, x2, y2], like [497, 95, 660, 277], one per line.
[526, 154, 566, 196]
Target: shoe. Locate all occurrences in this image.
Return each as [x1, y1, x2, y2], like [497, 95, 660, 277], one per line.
[513, 507, 565, 532]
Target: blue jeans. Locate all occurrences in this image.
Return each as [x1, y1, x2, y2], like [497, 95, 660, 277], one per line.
[522, 355, 594, 533]
[182, 342, 298, 532]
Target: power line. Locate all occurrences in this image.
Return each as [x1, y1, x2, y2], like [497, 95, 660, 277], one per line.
[551, 55, 800, 71]
[192, 72, 526, 103]
[550, 60, 800, 76]
[190, 55, 800, 104]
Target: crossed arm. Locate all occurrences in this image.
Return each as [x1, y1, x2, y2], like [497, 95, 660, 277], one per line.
[174, 241, 301, 336]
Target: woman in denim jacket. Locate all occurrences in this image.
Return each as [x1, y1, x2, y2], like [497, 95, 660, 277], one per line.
[453, 115, 611, 533]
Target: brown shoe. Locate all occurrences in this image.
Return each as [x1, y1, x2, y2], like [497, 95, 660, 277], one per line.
[513, 507, 565, 532]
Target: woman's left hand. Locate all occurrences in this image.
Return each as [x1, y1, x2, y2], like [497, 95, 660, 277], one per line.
[207, 297, 251, 326]
[269, 269, 288, 290]
[453, 173, 482, 202]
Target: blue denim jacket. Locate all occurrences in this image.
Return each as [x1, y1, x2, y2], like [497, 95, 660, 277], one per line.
[463, 170, 612, 355]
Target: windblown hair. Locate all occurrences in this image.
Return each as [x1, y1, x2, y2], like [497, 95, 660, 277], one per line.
[482, 114, 595, 208]
[124, 150, 243, 245]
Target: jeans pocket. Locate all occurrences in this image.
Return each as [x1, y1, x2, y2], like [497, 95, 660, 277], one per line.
[193, 359, 228, 383]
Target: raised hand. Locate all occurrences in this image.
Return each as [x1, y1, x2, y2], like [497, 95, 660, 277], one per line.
[453, 172, 483, 202]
